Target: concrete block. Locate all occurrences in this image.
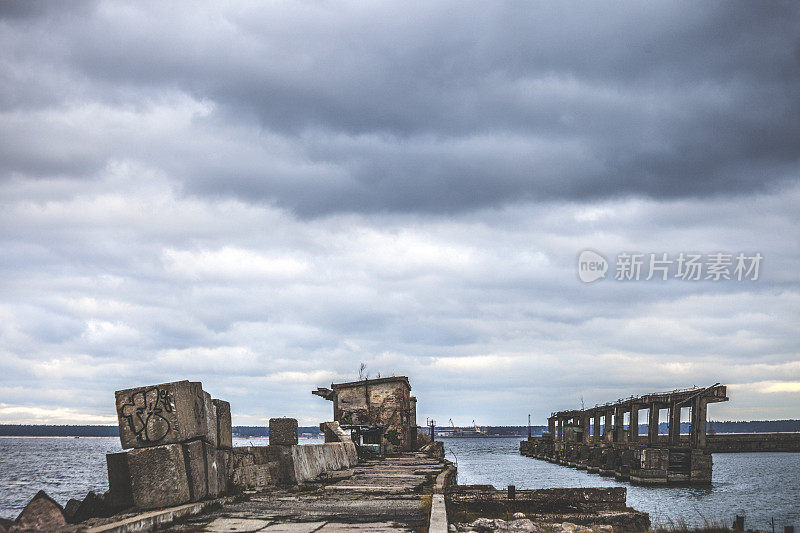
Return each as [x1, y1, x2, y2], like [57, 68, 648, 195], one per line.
[212, 399, 233, 448]
[343, 441, 358, 466]
[183, 440, 209, 501]
[269, 418, 298, 446]
[203, 392, 218, 448]
[63, 491, 109, 523]
[105, 451, 134, 512]
[231, 464, 272, 490]
[115, 380, 210, 449]
[14, 490, 67, 531]
[64, 498, 81, 523]
[217, 448, 230, 495]
[206, 441, 221, 497]
[321, 421, 351, 443]
[127, 443, 191, 510]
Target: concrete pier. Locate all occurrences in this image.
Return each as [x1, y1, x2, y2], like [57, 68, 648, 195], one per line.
[7, 375, 652, 532]
[521, 384, 729, 486]
[161, 453, 450, 532]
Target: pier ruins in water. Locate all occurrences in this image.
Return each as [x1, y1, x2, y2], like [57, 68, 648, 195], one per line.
[521, 384, 729, 485]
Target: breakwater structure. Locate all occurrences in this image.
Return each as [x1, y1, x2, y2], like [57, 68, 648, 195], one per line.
[521, 384, 730, 485]
[1, 375, 653, 532]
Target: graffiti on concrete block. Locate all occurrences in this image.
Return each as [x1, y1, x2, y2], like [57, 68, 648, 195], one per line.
[120, 387, 174, 443]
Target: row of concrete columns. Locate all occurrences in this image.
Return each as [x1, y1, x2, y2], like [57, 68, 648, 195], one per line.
[548, 396, 709, 448]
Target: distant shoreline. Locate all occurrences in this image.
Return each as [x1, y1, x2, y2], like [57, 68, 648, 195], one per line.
[1, 420, 798, 437]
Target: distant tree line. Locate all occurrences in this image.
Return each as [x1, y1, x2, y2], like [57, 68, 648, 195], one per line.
[1, 420, 798, 437]
[434, 420, 800, 436]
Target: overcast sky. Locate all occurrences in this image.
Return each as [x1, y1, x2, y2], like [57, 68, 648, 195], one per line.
[1, 1, 798, 427]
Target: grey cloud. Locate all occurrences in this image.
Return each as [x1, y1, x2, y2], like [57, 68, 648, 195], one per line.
[1, 1, 798, 216]
[0, 2, 798, 425]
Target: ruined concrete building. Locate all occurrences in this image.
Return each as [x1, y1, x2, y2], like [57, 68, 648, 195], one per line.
[521, 384, 729, 485]
[313, 376, 417, 454]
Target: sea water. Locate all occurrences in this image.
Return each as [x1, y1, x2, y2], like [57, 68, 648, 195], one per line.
[0, 436, 797, 529]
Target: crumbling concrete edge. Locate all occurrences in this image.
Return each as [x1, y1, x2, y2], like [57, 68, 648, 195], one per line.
[429, 463, 456, 533]
[82, 496, 235, 533]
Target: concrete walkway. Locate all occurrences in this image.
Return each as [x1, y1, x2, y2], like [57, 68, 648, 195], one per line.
[164, 454, 448, 533]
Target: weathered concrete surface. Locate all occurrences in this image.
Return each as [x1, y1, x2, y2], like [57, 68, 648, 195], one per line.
[314, 376, 415, 454]
[270, 418, 299, 446]
[65, 491, 108, 524]
[212, 399, 233, 449]
[13, 490, 67, 531]
[291, 443, 358, 484]
[126, 443, 191, 510]
[82, 497, 235, 533]
[203, 392, 218, 449]
[115, 380, 212, 449]
[429, 465, 456, 533]
[162, 453, 448, 533]
[105, 452, 134, 512]
[320, 421, 351, 443]
[447, 486, 649, 531]
[183, 440, 210, 501]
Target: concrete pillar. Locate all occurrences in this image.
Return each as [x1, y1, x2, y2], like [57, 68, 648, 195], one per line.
[614, 407, 625, 442]
[629, 404, 640, 443]
[605, 409, 614, 442]
[583, 413, 592, 443]
[668, 402, 681, 446]
[547, 416, 556, 437]
[593, 411, 601, 442]
[557, 417, 564, 442]
[648, 403, 660, 446]
[691, 397, 708, 448]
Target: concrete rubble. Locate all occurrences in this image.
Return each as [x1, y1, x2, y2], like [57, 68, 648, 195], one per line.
[452, 518, 616, 532]
[7, 490, 68, 532]
[446, 486, 649, 532]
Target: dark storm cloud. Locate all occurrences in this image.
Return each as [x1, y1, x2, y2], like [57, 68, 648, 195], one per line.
[1, 1, 798, 215]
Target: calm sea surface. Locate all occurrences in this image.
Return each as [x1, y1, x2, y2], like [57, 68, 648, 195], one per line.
[442, 437, 799, 529]
[0, 436, 797, 529]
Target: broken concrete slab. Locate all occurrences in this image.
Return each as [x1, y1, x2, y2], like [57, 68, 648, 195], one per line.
[14, 490, 67, 531]
[69, 491, 108, 523]
[320, 421, 351, 443]
[217, 448, 231, 495]
[260, 522, 327, 532]
[203, 391, 218, 448]
[212, 399, 233, 449]
[115, 380, 211, 449]
[183, 439, 209, 501]
[63, 498, 81, 524]
[105, 451, 134, 512]
[315, 523, 407, 532]
[206, 441, 222, 497]
[127, 442, 191, 510]
[203, 517, 272, 532]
